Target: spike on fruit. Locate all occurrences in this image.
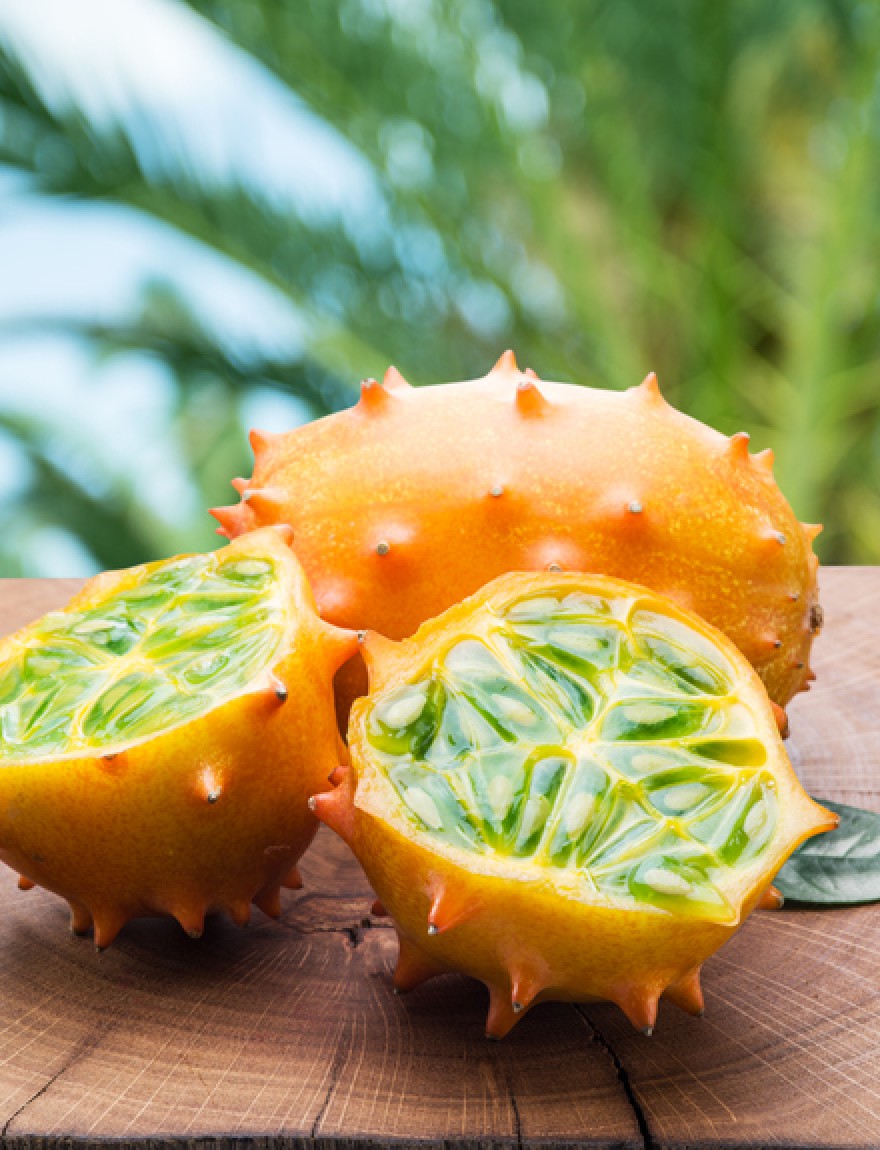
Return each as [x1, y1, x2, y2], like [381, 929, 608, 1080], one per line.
[336, 570, 836, 1037]
[253, 884, 283, 919]
[69, 900, 92, 936]
[283, 863, 303, 890]
[228, 901, 251, 928]
[754, 448, 774, 474]
[172, 903, 206, 939]
[318, 623, 360, 674]
[0, 528, 345, 946]
[371, 897, 388, 917]
[514, 379, 549, 417]
[310, 767, 356, 844]
[427, 882, 480, 935]
[509, 963, 546, 1014]
[358, 378, 391, 412]
[93, 908, 127, 951]
[17, 874, 34, 891]
[485, 983, 521, 1039]
[268, 672, 288, 703]
[758, 884, 784, 911]
[492, 349, 519, 376]
[231, 477, 248, 494]
[616, 986, 660, 1034]
[771, 702, 789, 739]
[242, 487, 286, 521]
[802, 523, 823, 543]
[663, 967, 704, 1016]
[209, 504, 251, 538]
[383, 365, 412, 391]
[249, 428, 277, 456]
[728, 432, 751, 462]
[231, 355, 823, 714]
[393, 932, 446, 992]
[632, 371, 664, 404]
[523, 367, 540, 381]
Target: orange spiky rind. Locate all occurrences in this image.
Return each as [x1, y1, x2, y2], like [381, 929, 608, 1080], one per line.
[358, 377, 393, 412]
[757, 884, 784, 911]
[228, 353, 821, 713]
[753, 448, 775, 474]
[728, 431, 751, 462]
[383, 365, 412, 391]
[491, 349, 519, 376]
[331, 570, 837, 1037]
[630, 370, 665, 405]
[802, 523, 823, 544]
[514, 378, 549, 417]
[662, 967, 704, 1016]
[0, 527, 343, 945]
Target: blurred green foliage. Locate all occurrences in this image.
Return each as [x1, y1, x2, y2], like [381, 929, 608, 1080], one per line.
[1, 0, 879, 572]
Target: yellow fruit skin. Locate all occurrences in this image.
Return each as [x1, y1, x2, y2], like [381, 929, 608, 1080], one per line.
[213, 353, 822, 717]
[314, 572, 837, 1037]
[0, 526, 358, 947]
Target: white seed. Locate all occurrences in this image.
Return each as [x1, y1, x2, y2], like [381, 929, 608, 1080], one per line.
[623, 702, 677, 726]
[643, 867, 692, 896]
[487, 775, 515, 820]
[660, 783, 707, 813]
[380, 688, 427, 730]
[518, 796, 548, 841]
[743, 799, 768, 838]
[495, 695, 536, 726]
[563, 791, 595, 837]
[73, 618, 116, 635]
[630, 753, 670, 774]
[445, 640, 496, 676]
[507, 597, 559, 622]
[549, 629, 602, 655]
[226, 559, 271, 577]
[404, 787, 443, 830]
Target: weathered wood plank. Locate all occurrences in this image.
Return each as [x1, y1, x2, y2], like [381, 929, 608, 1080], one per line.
[0, 571, 877, 1148]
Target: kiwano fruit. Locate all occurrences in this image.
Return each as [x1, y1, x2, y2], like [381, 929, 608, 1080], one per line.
[212, 352, 822, 717]
[0, 526, 356, 948]
[313, 572, 835, 1037]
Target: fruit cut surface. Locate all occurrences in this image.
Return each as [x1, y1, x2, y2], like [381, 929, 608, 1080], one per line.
[0, 552, 286, 760]
[320, 572, 836, 1037]
[365, 586, 776, 925]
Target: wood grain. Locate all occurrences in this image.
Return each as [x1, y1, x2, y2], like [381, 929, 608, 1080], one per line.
[0, 571, 877, 1149]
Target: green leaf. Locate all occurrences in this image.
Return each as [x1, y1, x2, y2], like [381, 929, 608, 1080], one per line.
[776, 799, 880, 906]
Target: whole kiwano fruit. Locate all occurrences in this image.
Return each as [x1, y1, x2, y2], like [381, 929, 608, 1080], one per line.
[0, 526, 357, 947]
[313, 572, 835, 1037]
[212, 352, 822, 719]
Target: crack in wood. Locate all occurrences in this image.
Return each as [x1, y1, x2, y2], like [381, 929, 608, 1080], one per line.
[277, 916, 392, 951]
[0, 1030, 104, 1140]
[575, 1006, 653, 1150]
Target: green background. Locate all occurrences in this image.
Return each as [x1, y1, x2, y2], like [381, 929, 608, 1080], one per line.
[1, 0, 878, 574]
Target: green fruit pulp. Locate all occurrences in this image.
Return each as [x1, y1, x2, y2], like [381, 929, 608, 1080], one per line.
[0, 553, 285, 760]
[365, 589, 777, 919]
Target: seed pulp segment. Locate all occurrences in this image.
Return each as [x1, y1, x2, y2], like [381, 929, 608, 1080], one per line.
[365, 588, 776, 923]
[0, 554, 286, 760]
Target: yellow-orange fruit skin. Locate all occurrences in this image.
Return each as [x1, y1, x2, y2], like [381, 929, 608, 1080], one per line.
[213, 354, 821, 717]
[0, 527, 358, 947]
[314, 572, 836, 1038]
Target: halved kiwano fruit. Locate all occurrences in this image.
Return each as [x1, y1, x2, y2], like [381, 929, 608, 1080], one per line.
[315, 572, 836, 1037]
[0, 526, 356, 948]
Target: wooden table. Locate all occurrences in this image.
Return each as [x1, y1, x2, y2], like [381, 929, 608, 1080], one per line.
[0, 572, 878, 1150]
